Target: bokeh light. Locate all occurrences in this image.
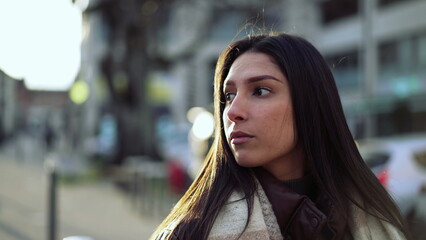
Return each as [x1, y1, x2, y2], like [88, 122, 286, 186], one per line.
[191, 111, 214, 141]
[187, 107, 206, 123]
[69, 80, 89, 104]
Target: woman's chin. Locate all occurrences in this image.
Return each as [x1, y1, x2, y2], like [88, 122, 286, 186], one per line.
[235, 159, 259, 168]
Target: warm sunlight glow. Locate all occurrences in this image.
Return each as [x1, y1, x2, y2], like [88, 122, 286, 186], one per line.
[0, 0, 83, 91]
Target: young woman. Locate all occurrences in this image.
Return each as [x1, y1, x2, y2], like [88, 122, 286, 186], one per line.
[150, 33, 410, 240]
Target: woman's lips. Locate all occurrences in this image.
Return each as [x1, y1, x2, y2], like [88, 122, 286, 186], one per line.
[230, 131, 253, 144]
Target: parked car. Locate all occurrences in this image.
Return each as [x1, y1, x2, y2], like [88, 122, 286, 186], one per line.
[357, 134, 426, 217]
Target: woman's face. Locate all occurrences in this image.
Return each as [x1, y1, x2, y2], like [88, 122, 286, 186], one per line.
[222, 51, 305, 180]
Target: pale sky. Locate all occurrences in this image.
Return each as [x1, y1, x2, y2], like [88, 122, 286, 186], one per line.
[0, 0, 83, 91]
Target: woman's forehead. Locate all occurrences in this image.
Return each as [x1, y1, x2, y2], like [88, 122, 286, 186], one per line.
[223, 52, 284, 85]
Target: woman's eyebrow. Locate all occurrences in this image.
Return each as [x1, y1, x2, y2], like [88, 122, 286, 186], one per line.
[224, 75, 281, 87]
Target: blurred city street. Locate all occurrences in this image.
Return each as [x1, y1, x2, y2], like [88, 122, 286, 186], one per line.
[1, 1, 426, 239]
[0, 134, 162, 240]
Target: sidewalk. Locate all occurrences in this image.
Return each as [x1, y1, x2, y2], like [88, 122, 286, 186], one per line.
[59, 177, 162, 240]
[0, 135, 163, 240]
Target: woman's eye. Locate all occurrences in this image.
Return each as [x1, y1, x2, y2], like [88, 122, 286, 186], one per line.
[253, 87, 271, 96]
[225, 92, 236, 102]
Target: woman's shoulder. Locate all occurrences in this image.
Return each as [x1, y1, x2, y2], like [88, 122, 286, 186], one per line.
[348, 203, 406, 240]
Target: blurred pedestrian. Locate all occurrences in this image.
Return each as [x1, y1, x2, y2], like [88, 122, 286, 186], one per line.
[150, 33, 409, 239]
[44, 124, 55, 152]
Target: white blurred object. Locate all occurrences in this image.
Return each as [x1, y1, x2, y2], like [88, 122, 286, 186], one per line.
[74, 0, 90, 11]
[187, 107, 206, 123]
[358, 134, 426, 216]
[63, 236, 94, 240]
[191, 110, 214, 141]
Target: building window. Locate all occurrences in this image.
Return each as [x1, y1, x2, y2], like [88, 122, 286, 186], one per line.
[378, 36, 425, 96]
[209, 10, 243, 41]
[325, 51, 360, 91]
[378, 38, 417, 77]
[379, 41, 399, 69]
[319, 0, 358, 24]
[416, 34, 426, 68]
[209, 8, 281, 42]
[378, 0, 417, 7]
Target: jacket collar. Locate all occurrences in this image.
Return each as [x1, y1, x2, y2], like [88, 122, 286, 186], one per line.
[254, 167, 348, 239]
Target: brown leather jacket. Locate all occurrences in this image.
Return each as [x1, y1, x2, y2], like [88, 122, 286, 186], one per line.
[254, 167, 352, 240]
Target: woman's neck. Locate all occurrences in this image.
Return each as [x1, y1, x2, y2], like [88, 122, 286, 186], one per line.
[262, 141, 306, 181]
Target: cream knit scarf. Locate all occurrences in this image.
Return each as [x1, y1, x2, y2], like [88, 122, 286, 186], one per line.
[157, 183, 406, 240]
[207, 184, 406, 240]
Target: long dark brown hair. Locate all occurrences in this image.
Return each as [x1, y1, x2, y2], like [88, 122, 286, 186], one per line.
[150, 33, 410, 239]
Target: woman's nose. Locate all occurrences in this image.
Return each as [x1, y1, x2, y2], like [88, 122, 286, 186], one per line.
[226, 95, 248, 122]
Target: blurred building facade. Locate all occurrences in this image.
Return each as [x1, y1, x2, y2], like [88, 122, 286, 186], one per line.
[75, 0, 426, 165]
[78, 0, 173, 164]
[154, 0, 426, 139]
[0, 70, 18, 142]
[0, 68, 68, 151]
[15, 81, 68, 144]
[316, 0, 426, 138]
